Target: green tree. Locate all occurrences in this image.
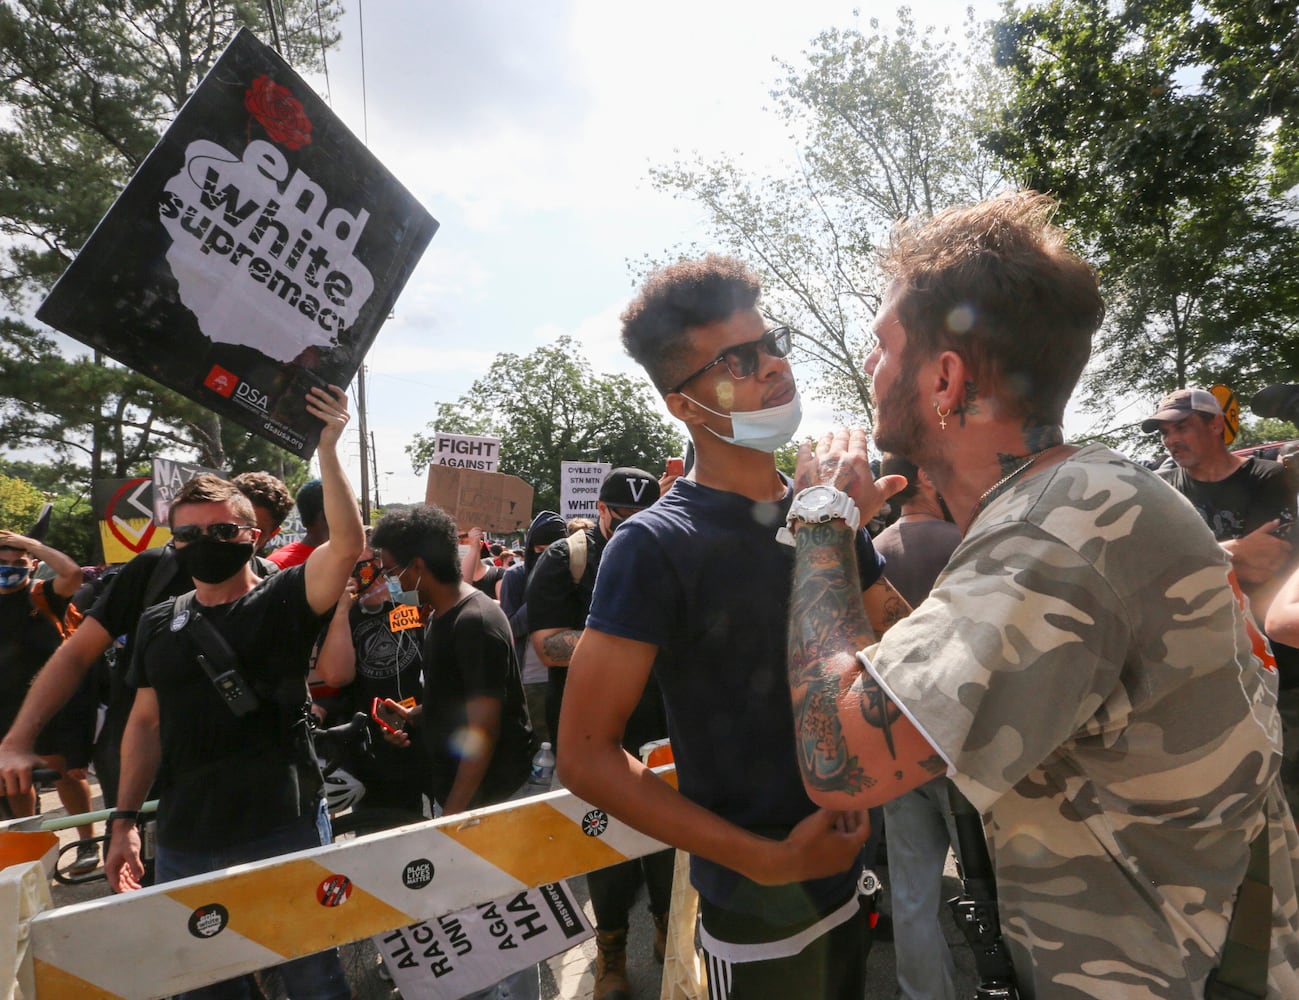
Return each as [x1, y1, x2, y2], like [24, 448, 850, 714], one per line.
[649, 8, 1008, 421]
[0, 0, 336, 482]
[987, 0, 1299, 452]
[407, 336, 684, 515]
[0, 472, 46, 532]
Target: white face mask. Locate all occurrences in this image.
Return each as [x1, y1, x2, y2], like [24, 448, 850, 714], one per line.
[682, 389, 803, 453]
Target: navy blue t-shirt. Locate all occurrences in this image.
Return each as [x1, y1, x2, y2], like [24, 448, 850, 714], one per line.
[588, 476, 884, 921]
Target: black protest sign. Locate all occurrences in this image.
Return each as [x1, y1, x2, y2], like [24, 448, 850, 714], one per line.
[37, 28, 438, 458]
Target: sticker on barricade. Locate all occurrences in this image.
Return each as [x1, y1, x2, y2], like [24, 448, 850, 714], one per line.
[23, 771, 675, 999]
[375, 880, 593, 998]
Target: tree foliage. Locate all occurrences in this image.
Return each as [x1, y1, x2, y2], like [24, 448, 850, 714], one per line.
[0, 472, 46, 532]
[987, 0, 1299, 449]
[0, 0, 337, 481]
[648, 8, 1008, 421]
[407, 336, 683, 515]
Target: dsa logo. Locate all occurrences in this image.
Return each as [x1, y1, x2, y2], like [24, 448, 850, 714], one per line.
[235, 381, 270, 411]
[203, 365, 239, 398]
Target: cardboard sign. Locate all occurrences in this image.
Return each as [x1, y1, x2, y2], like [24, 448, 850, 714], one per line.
[374, 882, 592, 1000]
[92, 477, 173, 563]
[425, 467, 533, 534]
[36, 28, 438, 458]
[431, 433, 501, 473]
[151, 458, 226, 524]
[559, 462, 610, 522]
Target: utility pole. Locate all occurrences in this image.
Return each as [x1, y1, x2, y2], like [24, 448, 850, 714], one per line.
[355, 365, 371, 523]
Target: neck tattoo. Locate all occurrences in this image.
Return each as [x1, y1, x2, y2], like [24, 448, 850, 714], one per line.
[967, 448, 1051, 529]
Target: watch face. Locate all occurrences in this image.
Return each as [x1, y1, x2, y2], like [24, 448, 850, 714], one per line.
[802, 486, 837, 514]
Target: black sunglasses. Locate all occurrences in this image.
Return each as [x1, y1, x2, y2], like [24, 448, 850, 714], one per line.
[171, 522, 257, 544]
[668, 326, 793, 395]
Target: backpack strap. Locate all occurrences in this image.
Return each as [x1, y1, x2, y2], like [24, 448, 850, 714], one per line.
[170, 591, 260, 717]
[29, 579, 79, 640]
[567, 529, 588, 585]
[142, 547, 180, 608]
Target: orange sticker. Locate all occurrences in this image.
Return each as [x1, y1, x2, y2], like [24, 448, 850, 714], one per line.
[389, 605, 422, 632]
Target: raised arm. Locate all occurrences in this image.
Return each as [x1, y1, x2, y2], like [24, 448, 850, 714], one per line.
[0, 530, 82, 598]
[302, 384, 365, 614]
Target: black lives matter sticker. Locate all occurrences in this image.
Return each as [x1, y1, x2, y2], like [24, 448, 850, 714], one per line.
[188, 903, 230, 938]
[402, 858, 434, 889]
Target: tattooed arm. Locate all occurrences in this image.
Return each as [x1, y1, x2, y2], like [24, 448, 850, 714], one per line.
[863, 576, 909, 636]
[559, 628, 871, 885]
[788, 519, 944, 811]
[532, 627, 581, 667]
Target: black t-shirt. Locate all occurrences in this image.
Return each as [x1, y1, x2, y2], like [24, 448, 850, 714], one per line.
[1160, 457, 1294, 540]
[472, 563, 505, 599]
[525, 528, 606, 631]
[127, 565, 323, 850]
[420, 589, 533, 808]
[342, 599, 428, 788]
[90, 546, 278, 741]
[0, 580, 69, 730]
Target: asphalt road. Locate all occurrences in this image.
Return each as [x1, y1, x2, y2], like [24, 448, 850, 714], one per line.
[42, 780, 980, 1000]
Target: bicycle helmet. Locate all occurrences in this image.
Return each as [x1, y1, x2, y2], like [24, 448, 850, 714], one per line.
[321, 762, 366, 813]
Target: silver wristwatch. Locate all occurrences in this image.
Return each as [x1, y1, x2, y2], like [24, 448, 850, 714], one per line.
[776, 485, 861, 545]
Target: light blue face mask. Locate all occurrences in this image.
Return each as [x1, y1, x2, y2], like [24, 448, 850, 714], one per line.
[680, 389, 804, 453]
[386, 572, 421, 607]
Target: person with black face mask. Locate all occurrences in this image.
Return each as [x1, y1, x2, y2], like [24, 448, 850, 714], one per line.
[105, 384, 364, 1000]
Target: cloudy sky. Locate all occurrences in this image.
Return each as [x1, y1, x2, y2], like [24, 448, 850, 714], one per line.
[293, 0, 1002, 503]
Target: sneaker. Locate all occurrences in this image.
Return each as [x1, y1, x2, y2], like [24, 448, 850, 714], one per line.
[68, 843, 100, 875]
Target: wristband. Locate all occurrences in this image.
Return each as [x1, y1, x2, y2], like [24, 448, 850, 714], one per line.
[108, 809, 141, 825]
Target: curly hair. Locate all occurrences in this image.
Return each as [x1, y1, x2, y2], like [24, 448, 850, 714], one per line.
[370, 504, 461, 584]
[168, 474, 256, 528]
[620, 255, 762, 393]
[231, 471, 294, 529]
[883, 191, 1104, 426]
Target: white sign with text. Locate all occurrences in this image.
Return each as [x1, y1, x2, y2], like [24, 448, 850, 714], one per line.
[559, 462, 611, 522]
[432, 433, 501, 473]
[374, 881, 593, 999]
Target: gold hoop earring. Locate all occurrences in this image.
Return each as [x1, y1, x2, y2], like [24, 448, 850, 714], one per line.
[935, 403, 951, 430]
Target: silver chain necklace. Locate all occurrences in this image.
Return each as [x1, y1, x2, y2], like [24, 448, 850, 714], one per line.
[966, 449, 1050, 529]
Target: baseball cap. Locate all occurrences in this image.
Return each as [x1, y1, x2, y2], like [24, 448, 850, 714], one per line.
[1140, 388, 1223, 433]
[599, 467, 660, 510]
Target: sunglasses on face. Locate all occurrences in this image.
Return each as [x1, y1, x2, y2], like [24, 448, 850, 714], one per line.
[668, 326, 794, 395]
[171, 522, 256, 544]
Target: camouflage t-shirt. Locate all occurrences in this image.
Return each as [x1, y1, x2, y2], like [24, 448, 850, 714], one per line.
[867, 444, 1299, 999]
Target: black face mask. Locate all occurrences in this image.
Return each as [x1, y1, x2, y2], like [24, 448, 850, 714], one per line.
[174, 538, 256, 584]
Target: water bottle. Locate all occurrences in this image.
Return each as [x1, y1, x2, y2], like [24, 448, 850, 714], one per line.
[528, 742, 556, 793]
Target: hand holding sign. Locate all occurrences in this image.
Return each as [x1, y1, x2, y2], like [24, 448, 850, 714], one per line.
[305, 384, 351, 449]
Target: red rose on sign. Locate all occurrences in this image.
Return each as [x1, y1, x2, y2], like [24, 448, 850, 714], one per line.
[244, 74, 312, 150]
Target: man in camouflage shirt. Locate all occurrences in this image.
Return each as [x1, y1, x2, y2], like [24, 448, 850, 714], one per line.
[784, 193, 1299, 998]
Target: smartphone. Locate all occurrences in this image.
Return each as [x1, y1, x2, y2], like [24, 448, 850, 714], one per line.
[351, 557, 380, 590]
[666, 457, 684, 477]
[371, 697, 406, 734]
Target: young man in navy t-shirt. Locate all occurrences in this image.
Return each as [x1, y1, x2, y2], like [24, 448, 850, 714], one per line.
[558, 256, 905, 999]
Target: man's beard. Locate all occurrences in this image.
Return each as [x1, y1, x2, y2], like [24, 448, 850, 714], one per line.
[873, 354, 928, 463]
